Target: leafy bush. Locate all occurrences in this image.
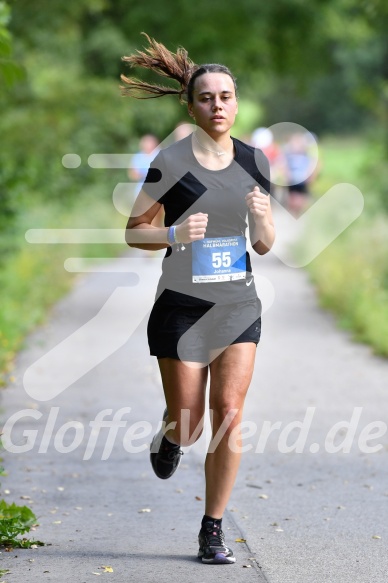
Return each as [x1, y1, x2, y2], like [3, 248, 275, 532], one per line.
[0, 500, 43, 548]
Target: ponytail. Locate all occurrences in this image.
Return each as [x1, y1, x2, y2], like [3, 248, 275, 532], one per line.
[120, 33, 197, 102]
[120, 33, 238, 104]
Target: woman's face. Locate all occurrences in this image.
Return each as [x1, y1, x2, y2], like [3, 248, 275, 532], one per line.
[188, 72, 238, 137]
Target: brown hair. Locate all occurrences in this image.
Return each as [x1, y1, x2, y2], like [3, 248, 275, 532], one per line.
[120, 33, 237, 104]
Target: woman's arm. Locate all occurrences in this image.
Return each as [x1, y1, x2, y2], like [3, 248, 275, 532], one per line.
[245, 186, 276, 255]
[125, 190, 209, 250]
[125, 190, 169, 250]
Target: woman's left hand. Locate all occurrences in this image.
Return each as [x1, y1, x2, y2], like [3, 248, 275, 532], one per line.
[245, 186, 270, 223]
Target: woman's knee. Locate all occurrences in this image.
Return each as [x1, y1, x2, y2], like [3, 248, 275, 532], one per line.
[166, 410, 204, 447]
[209, 402, 244, 437]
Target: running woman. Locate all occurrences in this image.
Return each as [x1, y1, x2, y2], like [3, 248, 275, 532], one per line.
[121, 34, 275, 565]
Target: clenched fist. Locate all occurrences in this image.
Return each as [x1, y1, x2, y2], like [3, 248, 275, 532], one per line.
[175, 212, 208, 244]
[245, 186, 270, 223]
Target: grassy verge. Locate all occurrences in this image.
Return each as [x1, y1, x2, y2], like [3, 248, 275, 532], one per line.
[306, 215, 388, 356]
[299, 136, 388, 357]
[0, 185, 126, 384]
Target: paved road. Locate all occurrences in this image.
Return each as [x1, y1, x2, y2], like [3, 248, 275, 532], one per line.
[1, 212, 388, 582]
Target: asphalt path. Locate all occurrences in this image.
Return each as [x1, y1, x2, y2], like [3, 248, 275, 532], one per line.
[1, 209, 388, 582]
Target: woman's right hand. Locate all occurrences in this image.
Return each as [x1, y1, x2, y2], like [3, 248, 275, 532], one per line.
[175, 213, 208, 244]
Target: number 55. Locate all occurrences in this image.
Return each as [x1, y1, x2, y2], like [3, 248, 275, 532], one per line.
[212, 251, 231, 269]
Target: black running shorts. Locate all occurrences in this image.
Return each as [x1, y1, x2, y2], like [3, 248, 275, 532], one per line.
[147, 297, 261, 362]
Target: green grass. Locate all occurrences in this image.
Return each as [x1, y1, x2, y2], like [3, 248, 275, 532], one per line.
[307, 216, 388, 355]
[313, 135, 367, 195]
[0, 186, 126, 384]
[300, 136, 388, 357]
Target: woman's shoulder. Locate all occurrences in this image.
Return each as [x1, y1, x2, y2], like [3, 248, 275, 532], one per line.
[232, 137, 269, 175]
[232, 136, 255, 154]
[160, 134, 192, 157]
[232, 136, 267, 160]
[147, 135, 191, 173]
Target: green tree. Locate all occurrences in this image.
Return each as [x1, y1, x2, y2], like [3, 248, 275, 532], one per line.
[324, 0, 388, 150]
[0, 1, 23, 88]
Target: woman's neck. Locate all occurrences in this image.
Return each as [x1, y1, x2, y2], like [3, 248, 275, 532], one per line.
[194, 129, 232, 153]
[191, 131, 235, 171]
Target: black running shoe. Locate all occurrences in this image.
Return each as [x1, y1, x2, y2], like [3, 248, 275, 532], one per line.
[150, 409, 183, 480]
[198, 520, 236, 564]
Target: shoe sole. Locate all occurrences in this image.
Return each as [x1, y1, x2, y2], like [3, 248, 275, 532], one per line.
[198, 550, 236, 564]
[199, 554, 236, 564]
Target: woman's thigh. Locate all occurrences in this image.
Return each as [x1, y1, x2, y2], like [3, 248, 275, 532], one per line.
[157, 357, 208, 432]
[208, 342, 256, 414]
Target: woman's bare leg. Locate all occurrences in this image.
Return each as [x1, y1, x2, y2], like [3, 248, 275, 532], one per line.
[204, 343, 256, 518]
[157, 357, 208, 446]
[157, 344, 256, 518]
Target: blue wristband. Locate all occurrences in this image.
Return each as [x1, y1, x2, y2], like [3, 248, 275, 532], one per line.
[167, 225, 181, 245]
[167, 226, 175, 245]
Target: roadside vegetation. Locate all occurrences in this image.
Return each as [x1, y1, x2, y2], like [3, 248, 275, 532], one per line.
[0, 189, 125, 385]
[0, 464, 44, 549]
[300, 137, 388, 357]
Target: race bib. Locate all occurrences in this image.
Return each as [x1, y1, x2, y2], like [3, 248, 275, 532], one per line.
[192, 236, 246, 283]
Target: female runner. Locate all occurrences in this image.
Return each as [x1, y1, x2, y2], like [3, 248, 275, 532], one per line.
[121, 34, 275, 565]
